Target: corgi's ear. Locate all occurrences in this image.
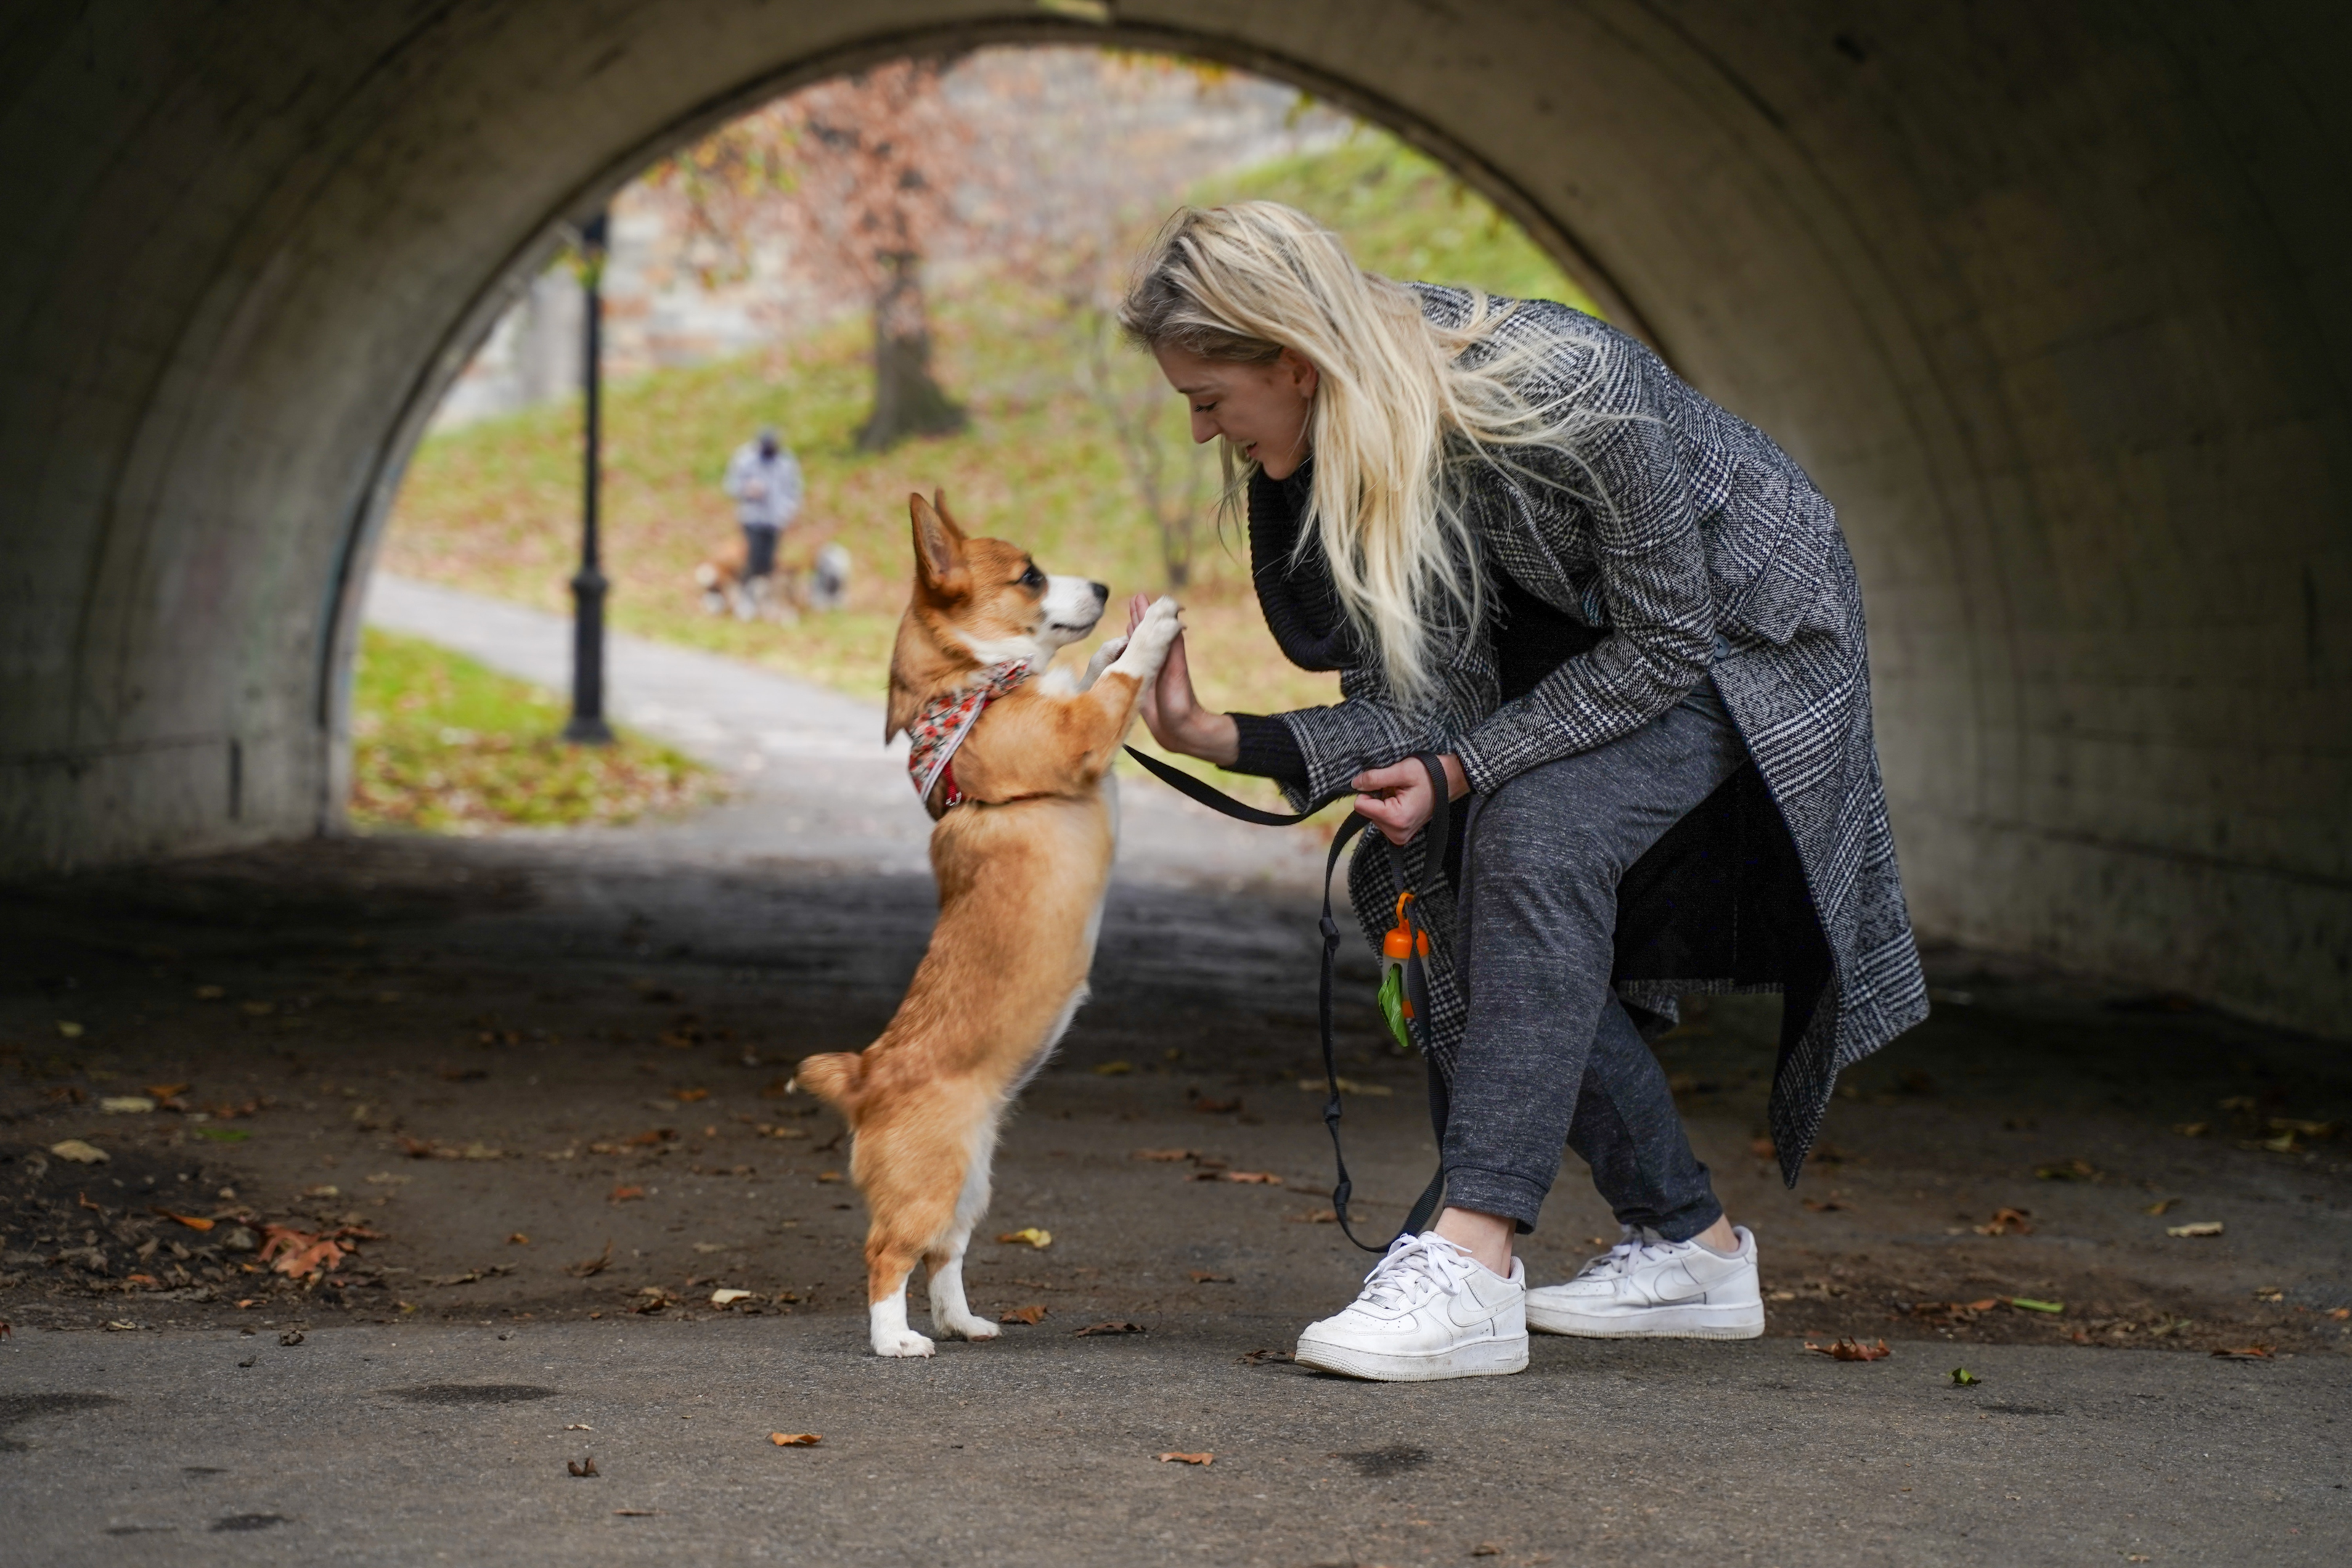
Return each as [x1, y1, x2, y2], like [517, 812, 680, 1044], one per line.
[910, 491, 966, 593]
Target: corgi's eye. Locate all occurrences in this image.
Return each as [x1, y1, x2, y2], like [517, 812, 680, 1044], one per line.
[1017, 565, 1045, 591]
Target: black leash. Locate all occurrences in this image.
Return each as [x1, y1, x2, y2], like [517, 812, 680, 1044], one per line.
[1124, 746, 1453, 1254]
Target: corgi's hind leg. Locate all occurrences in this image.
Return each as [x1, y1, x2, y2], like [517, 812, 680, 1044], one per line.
[926, 1120, 1003, 1342]
[857, 1114, 967, 1358]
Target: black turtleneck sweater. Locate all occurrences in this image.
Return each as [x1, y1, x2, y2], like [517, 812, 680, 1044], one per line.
[1225, 465, 1603, 795]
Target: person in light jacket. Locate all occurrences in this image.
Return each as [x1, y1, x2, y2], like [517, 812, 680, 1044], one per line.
[722, 425, 804, 593]
[1119, 202, 1926, 1382]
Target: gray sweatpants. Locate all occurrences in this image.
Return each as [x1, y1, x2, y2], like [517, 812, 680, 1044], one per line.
[1442, 682, 1749, 1241]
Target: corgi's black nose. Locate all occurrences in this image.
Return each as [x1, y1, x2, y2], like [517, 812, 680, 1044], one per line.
[1087, 581, 1108, 602]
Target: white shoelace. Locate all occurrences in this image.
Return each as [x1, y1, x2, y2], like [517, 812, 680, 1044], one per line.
[1356, 1233, 1480, 1313]
[1575, 1226, 1659, 1282]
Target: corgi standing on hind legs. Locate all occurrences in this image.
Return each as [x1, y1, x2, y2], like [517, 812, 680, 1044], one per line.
[795, 492, 1184, 1357]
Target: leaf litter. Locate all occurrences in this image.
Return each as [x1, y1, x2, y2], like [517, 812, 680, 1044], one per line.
[1805, 1336, 1891, 1362]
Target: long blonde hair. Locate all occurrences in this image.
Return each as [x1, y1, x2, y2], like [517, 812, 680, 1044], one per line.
[1119, 201, 1606, 711]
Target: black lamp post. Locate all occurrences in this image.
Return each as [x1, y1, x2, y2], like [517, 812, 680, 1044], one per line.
[563, 208, 616, 745]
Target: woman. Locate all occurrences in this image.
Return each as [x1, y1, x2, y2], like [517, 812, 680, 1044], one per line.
[1118, 203, 1927, 1383]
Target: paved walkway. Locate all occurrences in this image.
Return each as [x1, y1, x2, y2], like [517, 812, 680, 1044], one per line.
[364, 573, 1330, 889]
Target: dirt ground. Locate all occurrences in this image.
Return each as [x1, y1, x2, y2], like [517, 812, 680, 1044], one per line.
[4, 830, 2348, 1362]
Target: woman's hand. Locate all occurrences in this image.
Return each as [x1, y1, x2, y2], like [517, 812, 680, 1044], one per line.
[1125, 592, 1238, 765]
[1352, 754, 1471, 845]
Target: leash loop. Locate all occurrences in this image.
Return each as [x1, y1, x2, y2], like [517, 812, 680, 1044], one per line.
[1126, 745, 1457, 1254]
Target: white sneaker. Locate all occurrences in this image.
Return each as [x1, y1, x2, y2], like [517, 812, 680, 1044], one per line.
[1294, 1233, 1528, 1381]
[1524, 1224, 1765, 1339]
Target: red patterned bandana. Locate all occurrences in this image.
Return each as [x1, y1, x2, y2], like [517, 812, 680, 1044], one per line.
[906, 659, 1032, 810]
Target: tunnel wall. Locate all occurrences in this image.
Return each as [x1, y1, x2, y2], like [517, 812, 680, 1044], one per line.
[1, 1, 2345, 1032]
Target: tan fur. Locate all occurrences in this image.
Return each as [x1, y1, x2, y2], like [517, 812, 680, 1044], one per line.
[798, 492, 1181, 1357]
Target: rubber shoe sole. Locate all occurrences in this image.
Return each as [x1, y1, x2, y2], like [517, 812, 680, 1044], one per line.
[1524, 1296, 1763, 1339]
[1294, 1331, 1530, 1382]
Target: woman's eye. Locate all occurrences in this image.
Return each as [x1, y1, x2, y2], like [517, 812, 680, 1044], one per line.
[1191, 402, 1214, 415]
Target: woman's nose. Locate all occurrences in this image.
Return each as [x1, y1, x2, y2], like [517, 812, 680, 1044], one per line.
[1190, 410, 1217, 444]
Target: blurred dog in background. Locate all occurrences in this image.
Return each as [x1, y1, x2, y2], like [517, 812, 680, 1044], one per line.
[697, 536, 853, 622]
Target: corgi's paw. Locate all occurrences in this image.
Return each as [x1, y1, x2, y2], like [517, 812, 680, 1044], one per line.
[1112, 596, 1183, 678]
[936, 1312, 1000, 1342]
[872, 1328, 936, 1358]
[1080, 634, 1130, 690]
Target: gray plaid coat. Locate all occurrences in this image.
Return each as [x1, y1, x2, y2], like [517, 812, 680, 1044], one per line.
[1267, 286, 1928, 1179]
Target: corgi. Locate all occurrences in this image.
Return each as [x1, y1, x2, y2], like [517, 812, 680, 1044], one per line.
[795, 492, 1183, 1357]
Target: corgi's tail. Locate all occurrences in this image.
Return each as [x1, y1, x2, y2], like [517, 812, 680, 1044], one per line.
[793, 1050, 866, 1116]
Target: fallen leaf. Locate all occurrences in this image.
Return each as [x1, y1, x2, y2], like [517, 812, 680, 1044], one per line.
[279, 1328, 304, 1347]
[1802, 1199, 1847, 1212]
[1471, 1545, 1503, 1559]
[996, 1228, 1052, 1249]
[1805, 1336, 1891, 1362]
[1156, 1451, 1212, 1466]
[1238, 1347, 1292, 1365]
[759, 1124, 807, 1140]
[1966, 1298, 2000, 1312]
[1949, 1367, 1980, 1386]
[1187, 1270, 1235, 1284]
[2173, 1121, 2210, 1138]
[100, 1095, 156, 1114]
[194, 985, 226, 1000]
[1298, 1076, 1392, 1097]
[2035, 1159, 2099, 1181]
[2006, 1297, 2065, 1315]
[2167, 1221, 2224, 1238]
[2211, 1344, 2274, 1360]
[260, 1224, 362, 1280]
[1749, 1135, 1776, 1158]
[1188, 1096, 1241, 1114]
[507, 1233, 529, 1245]
[55, 1020, 83, 1038]
[710, 1289, 753, 1306]
[566, 1241, 616, 1278]
[2328, 1308, 2351, 1322]
[671, 1087, 710, 1103]
[1288, 1208, 1339, 1224]
[1224, 1171, 1282, 1185]
[76, 1191, 107, 1213]
[568, 1457, 599, 1477]
[1092, 1061, 1133, 1076]
[1074, 1320, 1146, 1336]
[145, 1082, 190, 1101]
[49, 1139, 109, 1164]
[104, 1319, 138, 1331]
[999, 1304, 1048, 1325]
[610, 1185, 646, 1204]
[1131, 1148, 1195, 1162]
[1973, 1206, 2033, 1236]
[194, 1127, 250, 1143]
[769, 1432, 822, 1447]
[613, 1508, 657, 1516]
[2144, 1199, 2181, 1216]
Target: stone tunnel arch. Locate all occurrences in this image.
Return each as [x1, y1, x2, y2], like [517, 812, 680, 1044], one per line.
[1, 3, 2345, 1034]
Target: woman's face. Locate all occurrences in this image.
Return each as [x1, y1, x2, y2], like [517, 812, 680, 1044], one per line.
[1152, 343, 1319, 480]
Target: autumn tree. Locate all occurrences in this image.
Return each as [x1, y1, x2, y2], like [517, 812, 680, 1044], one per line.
[650, 59, 973, 451]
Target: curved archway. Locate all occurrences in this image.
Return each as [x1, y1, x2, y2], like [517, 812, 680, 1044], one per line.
[1, 2, 2345, 1032]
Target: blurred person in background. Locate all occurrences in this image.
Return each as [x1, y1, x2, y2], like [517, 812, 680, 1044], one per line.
[723, 425, 804, 611]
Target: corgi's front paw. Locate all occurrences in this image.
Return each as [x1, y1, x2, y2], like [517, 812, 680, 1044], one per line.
[1080, 634, 1129, 690]
[1112, 596, 1183, 678]
[873, 1328, 936, 1358]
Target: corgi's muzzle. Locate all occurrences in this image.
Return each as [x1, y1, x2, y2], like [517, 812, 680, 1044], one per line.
[1043, 576, 1110, 641]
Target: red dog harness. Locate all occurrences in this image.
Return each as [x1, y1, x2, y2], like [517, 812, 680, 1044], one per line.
[905, 659, 1032, 810]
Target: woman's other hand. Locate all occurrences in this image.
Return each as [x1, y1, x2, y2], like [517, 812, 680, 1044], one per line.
[1351, 754, 1471, 845]
[1125, 592, 1238, 765]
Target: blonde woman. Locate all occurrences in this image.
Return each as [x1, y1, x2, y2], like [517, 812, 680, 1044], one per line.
[1119, 203, 1927, 1381]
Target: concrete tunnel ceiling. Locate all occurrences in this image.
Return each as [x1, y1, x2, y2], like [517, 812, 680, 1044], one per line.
[1, 1, 2346, 1034]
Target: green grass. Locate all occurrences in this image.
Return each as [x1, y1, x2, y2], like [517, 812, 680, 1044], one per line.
[349, 628, 720, 833]
[380, 126, 1593, 817]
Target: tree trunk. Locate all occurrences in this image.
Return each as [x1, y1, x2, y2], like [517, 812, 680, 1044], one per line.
[857, 251, 965, 451]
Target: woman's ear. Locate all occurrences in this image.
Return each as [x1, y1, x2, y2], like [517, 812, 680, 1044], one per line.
[1280, 347, 1320, 401]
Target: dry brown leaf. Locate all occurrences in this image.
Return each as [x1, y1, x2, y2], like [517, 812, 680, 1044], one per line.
[1156, 1451, 1213, 1466]
[995, 1227, 1052, 1249]
[1973, 1206, 2034, 1236]
[49, 1139, 107, 1164]
[1188, 1096, 1242, 1114]
[1802, 1199, 1847, 1212]
[609, 1185, 646, 1204]
[999, 1304, 1048, 1325]
[2167, 1220, 2224, 1238]
[566, 1240, 615, 1278]
[1074, 1320, 1146, 1337]
[1187, 1270, 1235, 1284]
[2210, 1344, 2274, 1360]
[1805, 1336, 1891, 1362]
[1288, 1208, 1339, 1224]
[1238, 1347, 1292, 1365]
[671, 1087, 710, 1103]
[568, 1457, 599, 1477]
[769, 1432, 822, 1446]
[1224, 1171, 1282, 1185]
[149, 1207, 214, 1232]
[1131, 1148, 1194, 1162]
